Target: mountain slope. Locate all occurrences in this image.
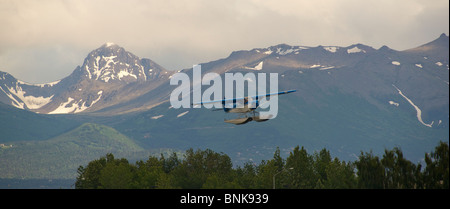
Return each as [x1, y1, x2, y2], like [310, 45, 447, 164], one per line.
[1, 36, 447, 119]
[163, 34, 448, 129]
[0, 43, 173, 115]
[108, 34, 448, 164]
[0, 123, 148, 179]
[0, 102, 81, 143]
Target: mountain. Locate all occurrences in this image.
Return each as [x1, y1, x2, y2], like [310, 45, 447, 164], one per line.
[0, 123, 150, 179]
[2, 35, 447, 120]
[167, 34, 448, 128]
[405, 33, 449, 61]
[0, 34, 448, 182]
[109, 34, 448, 164]
[0, 43, 173, 115]
[0, 102, 81, 142]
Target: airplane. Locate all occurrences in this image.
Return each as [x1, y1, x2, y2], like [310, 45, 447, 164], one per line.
[193, 90, 297, 125]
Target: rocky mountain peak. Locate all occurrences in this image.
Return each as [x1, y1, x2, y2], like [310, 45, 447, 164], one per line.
[422, 33, 449, 48]
[103, 42, 117, 48]
[438, 33, 449, 40]
[80, 43, 149, 83]
[404, 33, 449, 60]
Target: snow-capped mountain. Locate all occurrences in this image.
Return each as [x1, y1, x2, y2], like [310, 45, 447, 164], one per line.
[1, 34, 448, 180]
[112, 33, 447, 165]
[0, 34, 448, 123]
[81, 42, 160, 83]
[191, 34, 449, 128]
[0, 43, 173, 114]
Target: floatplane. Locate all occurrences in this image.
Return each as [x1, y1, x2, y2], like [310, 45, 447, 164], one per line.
[193, 90, 296, 125]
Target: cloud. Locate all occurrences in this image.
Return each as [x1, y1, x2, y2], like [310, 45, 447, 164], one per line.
[0, 0, 448, 83]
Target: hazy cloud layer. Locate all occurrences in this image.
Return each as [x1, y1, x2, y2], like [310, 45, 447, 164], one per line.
[1, 0, 448, 83]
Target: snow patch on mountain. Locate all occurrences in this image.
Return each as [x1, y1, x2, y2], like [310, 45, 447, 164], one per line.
[1, 83, 53, 109]
[393, 85, 433, 128]
[151, 115, 164, 119]
[389, 101, 399, 107]
[259, 46, 309, 56]
[17, 80, 61, 88]
[319, 66, 335, 70]
[245, 61, 263, 70]
[117, 70, 138, 80]
[310, 64, 335, 70]
[347, 46, 365, 54]
[263, 49, 273, 55]
[276, 46, 309, 55]
[324, 46, 338, 53]
[276, 47, 294, 55]
[392, 61, 401, 66]
[48, 91, 102, 114]
[177, 111, 189, 118]
[48, 97, 76, 114]
[94, 56, 117, 81]
[104, 42, 116, 47]
[0, 86, 25, 109]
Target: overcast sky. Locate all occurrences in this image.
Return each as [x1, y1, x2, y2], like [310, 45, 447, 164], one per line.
[0, 0, 448, 83]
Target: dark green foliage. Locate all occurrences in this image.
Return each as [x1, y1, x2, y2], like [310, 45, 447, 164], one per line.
[380, 148, 418, 189]
[75, 141, 449, 189]
[355, 141, 449, 189]
[355, 151, 385, 189]
[284, 146, 317, 189]
[325, 158, 356, 189]
[423, 141, 449, 189]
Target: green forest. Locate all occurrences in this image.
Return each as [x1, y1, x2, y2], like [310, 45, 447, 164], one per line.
[75, 141, 448, 189]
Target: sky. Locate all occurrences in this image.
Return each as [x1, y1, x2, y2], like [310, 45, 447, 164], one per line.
[0, 0, 448, 84]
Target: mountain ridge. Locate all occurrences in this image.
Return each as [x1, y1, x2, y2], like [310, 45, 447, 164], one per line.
[0, 34, 448, 128]
[0, 43, 174, 115]
[0, 34, 448, 181]
[1, 34, 448, 114]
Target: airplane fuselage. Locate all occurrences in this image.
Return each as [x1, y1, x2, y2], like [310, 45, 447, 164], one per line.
[224, 106, 256, 113]
[223, 98, 258, 113]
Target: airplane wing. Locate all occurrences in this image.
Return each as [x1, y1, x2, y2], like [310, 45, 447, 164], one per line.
[193, 99, 244, 109]
[192, 97, 238, 105]
[193, 89, 297, 105]
[249, 89, 297, 100]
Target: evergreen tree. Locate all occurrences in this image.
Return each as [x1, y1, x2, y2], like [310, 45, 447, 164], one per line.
[132, 156, 164, 189]
[314, 148, 332, 183]
[355, 151, 384, 189]
[170, 148, 233, 189]
[235, 162, 257, 189]
[273, 147, 285, 171]
[162, 152, 180, 173]
[74, 142, 448, 190]
[99, 159, 135, 189]
[75, 153, 110, 189]
[285, 146, 317, 189]
[254, 160, 278, 189]
[424, 141, 449, 189]
[325, 158, 357, 189]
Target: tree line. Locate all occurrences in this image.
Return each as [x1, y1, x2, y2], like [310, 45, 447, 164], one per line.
[75, 141, 448, 189]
